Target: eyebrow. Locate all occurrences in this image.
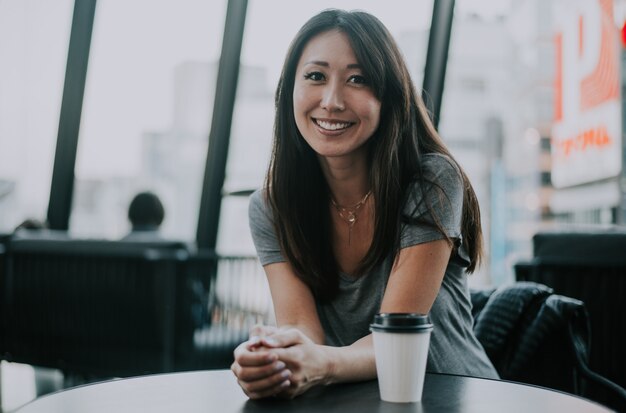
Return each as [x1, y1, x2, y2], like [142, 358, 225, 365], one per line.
[304, 60, 362, 69]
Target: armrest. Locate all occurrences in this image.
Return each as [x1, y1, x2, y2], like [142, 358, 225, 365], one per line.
[565, 300, 626, 406]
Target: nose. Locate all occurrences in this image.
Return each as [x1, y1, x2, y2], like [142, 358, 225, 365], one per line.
[320, 81, 345, 112]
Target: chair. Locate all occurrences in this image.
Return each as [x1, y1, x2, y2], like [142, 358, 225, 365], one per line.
[0, 233, 9, 351]
[515, 229, 626, 409]
[1, 236, 189, 378]
[172, 250, 250, 372]
[471, 281, 626, 412]
[1, 233, 253, 380]
[0, 233, 10, 408]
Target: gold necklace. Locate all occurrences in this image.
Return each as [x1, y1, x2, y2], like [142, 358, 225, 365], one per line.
[331, 190, 372, 246]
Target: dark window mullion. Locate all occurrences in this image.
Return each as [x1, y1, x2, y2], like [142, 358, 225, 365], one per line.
[47, 0, 97, 230]
[196, 0, 248, 250]
[422, 0, 455, 131]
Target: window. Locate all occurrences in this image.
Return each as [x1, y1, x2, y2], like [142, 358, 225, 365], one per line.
[440, 0, 524, 285]
[540, 171, 552, 186]
[72, 0, 227, 240]
[219, 0, 435, 255]
[459, 77, 486, 92]
[0, 0, 74, 232]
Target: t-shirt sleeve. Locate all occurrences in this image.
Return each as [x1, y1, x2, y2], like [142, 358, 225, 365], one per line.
[400, 154, 464, 249]
[248, 189, 286, 266]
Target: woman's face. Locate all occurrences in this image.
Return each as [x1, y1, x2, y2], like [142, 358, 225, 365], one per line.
[293, 30, 381, 159]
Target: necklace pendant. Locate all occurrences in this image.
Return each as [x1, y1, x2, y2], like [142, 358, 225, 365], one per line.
[331, 189, 372, 247]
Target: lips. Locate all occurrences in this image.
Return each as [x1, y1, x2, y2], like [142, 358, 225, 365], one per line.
[314, 118, 354, 131]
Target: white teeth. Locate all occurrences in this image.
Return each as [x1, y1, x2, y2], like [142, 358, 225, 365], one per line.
[315, 119, 351, 131]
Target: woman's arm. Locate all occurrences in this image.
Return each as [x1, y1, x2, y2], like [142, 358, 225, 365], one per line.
[264, 261, 326, 344]
[231, 261, 326, 398]
[251, 239, 452, 398]
[380, 238, 451, 313]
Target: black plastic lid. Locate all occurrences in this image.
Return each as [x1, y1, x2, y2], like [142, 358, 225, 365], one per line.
[370, 313, 433, 333]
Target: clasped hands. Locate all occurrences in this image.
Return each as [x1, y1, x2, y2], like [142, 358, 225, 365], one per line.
[231, 325, 332, 399]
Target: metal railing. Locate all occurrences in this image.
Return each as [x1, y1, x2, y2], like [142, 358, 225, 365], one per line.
[211, 255, 274, 331]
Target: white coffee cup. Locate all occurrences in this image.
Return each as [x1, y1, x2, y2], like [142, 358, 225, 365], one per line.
[370, 313, 433, 403]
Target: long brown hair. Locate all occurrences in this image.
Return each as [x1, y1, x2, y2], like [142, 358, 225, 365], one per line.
[266, 9, 482, 301]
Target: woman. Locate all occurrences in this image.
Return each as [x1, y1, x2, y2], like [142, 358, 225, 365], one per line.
[232, 9, 499, 399]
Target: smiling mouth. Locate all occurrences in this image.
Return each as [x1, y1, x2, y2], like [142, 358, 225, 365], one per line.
[314, 118, 354, 131]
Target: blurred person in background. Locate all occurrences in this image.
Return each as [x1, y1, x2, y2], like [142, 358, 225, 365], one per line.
[122, 191, 165, 241]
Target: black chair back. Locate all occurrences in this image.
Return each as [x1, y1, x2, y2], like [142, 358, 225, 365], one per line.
[0, 232, 11, 358]
[472, 281, 626, 412]
[2, 237, 188, 377]
[515, 229, 626, 409]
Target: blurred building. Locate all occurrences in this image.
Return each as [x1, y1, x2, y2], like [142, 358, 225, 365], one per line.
[432, 0, 625, 286]
[548, 0, 623, 225]
[510, 0, 624, 227]
[505, 0, 556, 274]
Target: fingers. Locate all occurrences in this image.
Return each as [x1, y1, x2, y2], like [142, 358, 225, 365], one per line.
[232, 326, 316, 400]
[234, 342, 277, 367]
[232, 359, 286, 382]
[259, 328, 308, 349]
[232, 337, 290, 399]
[243, 368, 292, 395]
[247, 325, 313, 349]
[239, 370, 291, 399]
[244, 336, 263, 352]
[232, 361, 293, 399]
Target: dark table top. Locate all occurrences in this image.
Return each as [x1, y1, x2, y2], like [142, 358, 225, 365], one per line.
[14, 370, 613, 413]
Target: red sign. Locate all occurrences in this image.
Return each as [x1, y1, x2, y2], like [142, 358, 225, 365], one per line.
[551, 0, 621, 188]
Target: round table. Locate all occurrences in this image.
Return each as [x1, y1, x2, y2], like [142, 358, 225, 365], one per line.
[14, 370, 612, 413]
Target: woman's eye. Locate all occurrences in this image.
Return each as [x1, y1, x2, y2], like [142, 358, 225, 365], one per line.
[348, 75, 368, 85]
[304, 72, 324, 81]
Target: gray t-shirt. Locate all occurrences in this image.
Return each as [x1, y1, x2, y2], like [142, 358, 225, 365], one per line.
[248, 153, 499, 379]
